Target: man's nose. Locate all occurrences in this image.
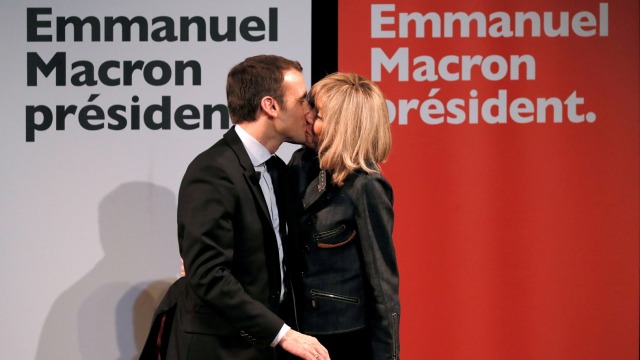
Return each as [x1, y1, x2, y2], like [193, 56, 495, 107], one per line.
[304, 109, 315, 125]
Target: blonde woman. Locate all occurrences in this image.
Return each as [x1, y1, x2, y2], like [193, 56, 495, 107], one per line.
[288, 73, 400, 360]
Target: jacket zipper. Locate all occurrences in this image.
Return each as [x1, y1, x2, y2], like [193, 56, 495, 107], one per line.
[392, 312, 399, 359]
[310, 289, 360, 308]
[313, 224, 346, 240]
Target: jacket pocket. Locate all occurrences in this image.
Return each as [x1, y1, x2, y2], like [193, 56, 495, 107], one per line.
[313, 224, 357, 249]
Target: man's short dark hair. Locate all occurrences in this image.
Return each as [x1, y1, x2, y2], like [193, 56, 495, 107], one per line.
[226, 55, 303, 124]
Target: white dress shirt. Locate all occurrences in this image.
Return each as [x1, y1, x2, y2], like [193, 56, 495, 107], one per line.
[234, 125, 290, 346]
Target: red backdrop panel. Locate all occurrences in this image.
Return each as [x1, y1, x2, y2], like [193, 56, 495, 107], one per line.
[339, 1, 639, 359]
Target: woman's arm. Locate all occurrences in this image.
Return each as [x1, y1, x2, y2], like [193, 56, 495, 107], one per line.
[352, 174, 401, 359]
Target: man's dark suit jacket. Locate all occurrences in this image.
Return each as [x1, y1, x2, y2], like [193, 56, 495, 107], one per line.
[163, 127, 291, 359]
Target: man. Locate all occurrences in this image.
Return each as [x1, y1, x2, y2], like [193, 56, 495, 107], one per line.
[170, 55, 329, 360]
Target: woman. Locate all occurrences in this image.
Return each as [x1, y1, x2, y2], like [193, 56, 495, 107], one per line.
[288, 72, 400, 360]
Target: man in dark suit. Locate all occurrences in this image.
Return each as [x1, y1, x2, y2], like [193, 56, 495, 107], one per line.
[170, 55, 329, 360]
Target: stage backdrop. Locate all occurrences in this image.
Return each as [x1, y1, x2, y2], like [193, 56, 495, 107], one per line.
[338, 0, 639, 359]
[1, 0, 638, 359]
[0, 1, 310, 359]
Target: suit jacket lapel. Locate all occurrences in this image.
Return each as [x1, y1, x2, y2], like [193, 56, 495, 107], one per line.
[223, 127, 282, 300]
[223, 127, 271, 222]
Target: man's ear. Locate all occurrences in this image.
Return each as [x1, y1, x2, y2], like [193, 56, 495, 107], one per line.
[260, 96, 279, 118]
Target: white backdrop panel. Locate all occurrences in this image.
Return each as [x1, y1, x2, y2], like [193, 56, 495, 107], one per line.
[0, 1, 311, 359]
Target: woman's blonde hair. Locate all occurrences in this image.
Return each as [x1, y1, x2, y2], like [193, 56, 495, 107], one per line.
[309, 72, 391, 186]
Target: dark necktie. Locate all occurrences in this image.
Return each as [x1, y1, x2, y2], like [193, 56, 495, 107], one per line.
[265, 156, 285, 238]
[265, 156, 288, 302]
[265, 156, 280, 196]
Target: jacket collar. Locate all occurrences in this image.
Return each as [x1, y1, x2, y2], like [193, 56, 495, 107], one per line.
[302, 169, 328, 210]
[224, 126, 256, 172]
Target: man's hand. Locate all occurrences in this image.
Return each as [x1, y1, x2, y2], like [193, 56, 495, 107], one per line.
[279, 329, 330, 360]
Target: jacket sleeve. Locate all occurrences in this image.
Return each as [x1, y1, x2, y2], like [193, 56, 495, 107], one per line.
[177, 158, 284, 348]
[352, 175, 401, 360]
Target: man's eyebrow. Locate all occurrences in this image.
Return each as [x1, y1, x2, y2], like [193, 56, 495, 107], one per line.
[305, 92, 315, 107]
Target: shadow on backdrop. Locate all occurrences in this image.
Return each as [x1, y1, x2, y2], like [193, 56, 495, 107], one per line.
[35, 182, 179, 360]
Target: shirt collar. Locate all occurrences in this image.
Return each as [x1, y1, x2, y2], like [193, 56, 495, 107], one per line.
[234, 125, 272, 167]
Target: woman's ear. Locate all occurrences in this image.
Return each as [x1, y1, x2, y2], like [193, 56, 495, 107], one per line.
[260, 96, 279, 118]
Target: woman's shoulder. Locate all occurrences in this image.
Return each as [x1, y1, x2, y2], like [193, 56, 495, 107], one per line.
[288, 146, 317, 167]
[344, 170, 393, 199]
[348, 169, 390, 184]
